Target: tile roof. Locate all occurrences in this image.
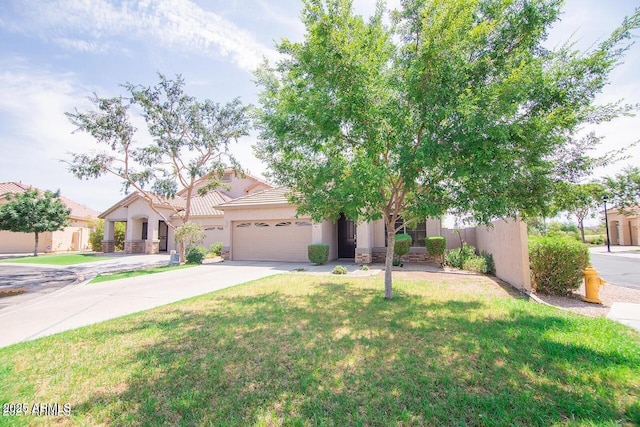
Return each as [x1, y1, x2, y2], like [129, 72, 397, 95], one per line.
[99, 191, 186, 219]
[0, 181, 99, 220]
[188, 191, 232, 216]
[216, 186, 294, 208]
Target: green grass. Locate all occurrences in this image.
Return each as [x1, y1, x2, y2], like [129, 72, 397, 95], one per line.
[90, 264, 195, 283]
[0, 253, 115, 266]
[0, 273, 638, 426]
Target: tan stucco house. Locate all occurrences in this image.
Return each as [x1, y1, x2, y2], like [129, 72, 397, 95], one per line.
[605, 206, 640, 246]
[0, 182, 99, 254]
[99, 171, 442, 263]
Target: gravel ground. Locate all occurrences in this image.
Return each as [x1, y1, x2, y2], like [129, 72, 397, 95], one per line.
[533, 281, 640, 317]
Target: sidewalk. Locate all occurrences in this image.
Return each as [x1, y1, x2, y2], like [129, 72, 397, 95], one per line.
[589, 245, 640, 258]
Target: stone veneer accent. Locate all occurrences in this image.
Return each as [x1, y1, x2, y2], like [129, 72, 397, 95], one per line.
[145, 240, 160, 254]
[124, 240, 145, 254]
[371, 247, 435, 263]
[355, 251, 372, 264]
[102, 240, 115, 253]
[221, 247, 230, 260]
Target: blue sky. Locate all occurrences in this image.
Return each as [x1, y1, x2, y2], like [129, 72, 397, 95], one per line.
[0, 0, 638, 213]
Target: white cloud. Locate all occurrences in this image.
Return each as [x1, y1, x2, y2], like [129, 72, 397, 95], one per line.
[0, 63, 124, 211]
[1, 0, 276, 71]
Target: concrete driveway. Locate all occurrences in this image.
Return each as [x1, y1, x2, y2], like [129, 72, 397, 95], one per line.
[0, 261, 303, 348]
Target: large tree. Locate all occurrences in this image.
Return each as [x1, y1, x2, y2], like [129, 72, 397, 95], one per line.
[255, 0, 639, 298]
[66, 73, 250, 260]
[0, 189, 71, 256]
[603, 166, 640, 212]
[553, 182, 605, 243]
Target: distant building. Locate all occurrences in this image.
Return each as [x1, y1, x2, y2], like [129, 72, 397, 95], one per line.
[0, 182, 99, 254]
[604, 206, 640, 246]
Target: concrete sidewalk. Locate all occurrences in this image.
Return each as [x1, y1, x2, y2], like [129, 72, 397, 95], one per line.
[607, 303, 640, 331]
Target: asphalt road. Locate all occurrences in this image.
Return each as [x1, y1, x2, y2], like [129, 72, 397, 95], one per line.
[590, 254, 640, 291]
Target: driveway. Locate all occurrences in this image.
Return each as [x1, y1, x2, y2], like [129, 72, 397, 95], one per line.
[0, 265, 77, 309]
[0, 261, 303, 348]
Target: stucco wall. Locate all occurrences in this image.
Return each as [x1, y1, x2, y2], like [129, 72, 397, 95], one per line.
[0, 231, 51, 253]
[475, 219, 531, 291]
[322, 219, 338, 260]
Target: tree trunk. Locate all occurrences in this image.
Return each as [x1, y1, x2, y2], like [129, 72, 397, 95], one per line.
[579, 219, 586, 243]
[384, 229, 395, 299]
[33, 232, 39, 257]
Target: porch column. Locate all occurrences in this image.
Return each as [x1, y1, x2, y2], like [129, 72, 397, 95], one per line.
[102, 220, 115, 253]
[355, 222, 373, 264]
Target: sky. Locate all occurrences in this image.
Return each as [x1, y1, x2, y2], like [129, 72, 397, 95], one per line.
[0, 0, 638, 214]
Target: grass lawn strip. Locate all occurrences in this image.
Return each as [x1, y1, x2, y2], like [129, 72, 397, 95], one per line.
[0, 253, 115, 266]
[89, 264, 196, 284]
[0, 272, 638, 426]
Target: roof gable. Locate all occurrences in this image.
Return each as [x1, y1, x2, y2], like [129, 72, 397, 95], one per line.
[0, 181, 99, 220]
[216, 186, 294, 209]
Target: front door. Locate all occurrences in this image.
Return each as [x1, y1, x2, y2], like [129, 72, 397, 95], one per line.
[338, 213, 356, 258]
[158, 221, 168, 252]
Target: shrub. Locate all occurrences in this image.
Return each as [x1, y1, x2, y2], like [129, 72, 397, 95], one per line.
[208, 242, 222, 256]
[461, 252, 495, 274]
[89, 226, 104, 252]
[426, 236, 446, 257]
[360, 264, 369, 271]
[332, 265, 348, 275]
[394, 234, 412, 258]
[445, 243, 476, 269]
[185, 246, 207, 264]
[529, 236, 590, 296]
[308, 244, 329, 265]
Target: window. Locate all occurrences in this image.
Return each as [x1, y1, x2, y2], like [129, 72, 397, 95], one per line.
[385, 217, 427, 247]
[236, 223, 251, 228]
[141, 222, 148, 240]
[276, 222, 292, 227]
[295, 221, 312, 226]
[255, 222, 269, 227]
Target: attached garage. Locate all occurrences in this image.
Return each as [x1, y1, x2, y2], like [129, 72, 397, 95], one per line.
[232, 219, 312, 262]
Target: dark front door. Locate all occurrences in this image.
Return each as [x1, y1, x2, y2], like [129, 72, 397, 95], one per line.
[158, 221, 168, 252]
[338, 213, 356, 258]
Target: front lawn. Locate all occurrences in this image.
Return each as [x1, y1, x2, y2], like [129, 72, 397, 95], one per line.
[0, 253, 114, 266]
[0, 273, 638, 425]
[89, 264, 195, 284]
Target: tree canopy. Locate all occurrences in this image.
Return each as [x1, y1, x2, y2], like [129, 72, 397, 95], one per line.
[603, 166, 640, 212]
[66, 73, 250, 227]
[255, 0, 640, 298]
[553, 182, 605, 243]
[0, 189, 71, 256]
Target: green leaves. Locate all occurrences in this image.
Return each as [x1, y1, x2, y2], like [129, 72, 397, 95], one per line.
[66, 73, 250, 223]
[0, 189, 71, 254]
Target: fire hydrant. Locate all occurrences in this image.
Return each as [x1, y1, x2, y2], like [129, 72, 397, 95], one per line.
[582, 265, 605, 304]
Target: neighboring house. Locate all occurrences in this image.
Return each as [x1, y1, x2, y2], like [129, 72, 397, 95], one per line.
[604, 206, 640, 246]
[99, 170, 442, 263]
[0, 182, 99, 254]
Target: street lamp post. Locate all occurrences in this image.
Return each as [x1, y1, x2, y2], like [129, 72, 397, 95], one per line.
[603, 195, 611, 253]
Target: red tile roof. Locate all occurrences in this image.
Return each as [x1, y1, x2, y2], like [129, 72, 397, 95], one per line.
[0, 182, 99, 220]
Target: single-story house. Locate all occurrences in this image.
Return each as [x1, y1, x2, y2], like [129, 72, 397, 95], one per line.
[604, 206, 640, 246]
[99, 170, 442, 263]
[0, 182, 99, 254]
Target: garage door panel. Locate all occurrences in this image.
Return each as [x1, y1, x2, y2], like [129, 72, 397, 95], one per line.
[233, 220, 312, 262]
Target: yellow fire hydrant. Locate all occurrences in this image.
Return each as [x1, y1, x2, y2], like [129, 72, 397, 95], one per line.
[582, 265, 605, 304]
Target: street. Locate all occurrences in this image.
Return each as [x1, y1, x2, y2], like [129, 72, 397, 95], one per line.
[590, 253, 640, 291]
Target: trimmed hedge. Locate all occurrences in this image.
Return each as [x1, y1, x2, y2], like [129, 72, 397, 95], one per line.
[186, 246, 207, 264]
[394, 234, 412, 257]
[308, 244, 329, 265]
[529, 236, 590, 296]
[426, 236, 446, 257]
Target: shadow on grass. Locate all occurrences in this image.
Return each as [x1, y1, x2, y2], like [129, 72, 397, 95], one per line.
[60, 282, 640, 425]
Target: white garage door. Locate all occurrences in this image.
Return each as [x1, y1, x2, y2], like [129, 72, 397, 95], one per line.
[232, 220, 312, 262]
